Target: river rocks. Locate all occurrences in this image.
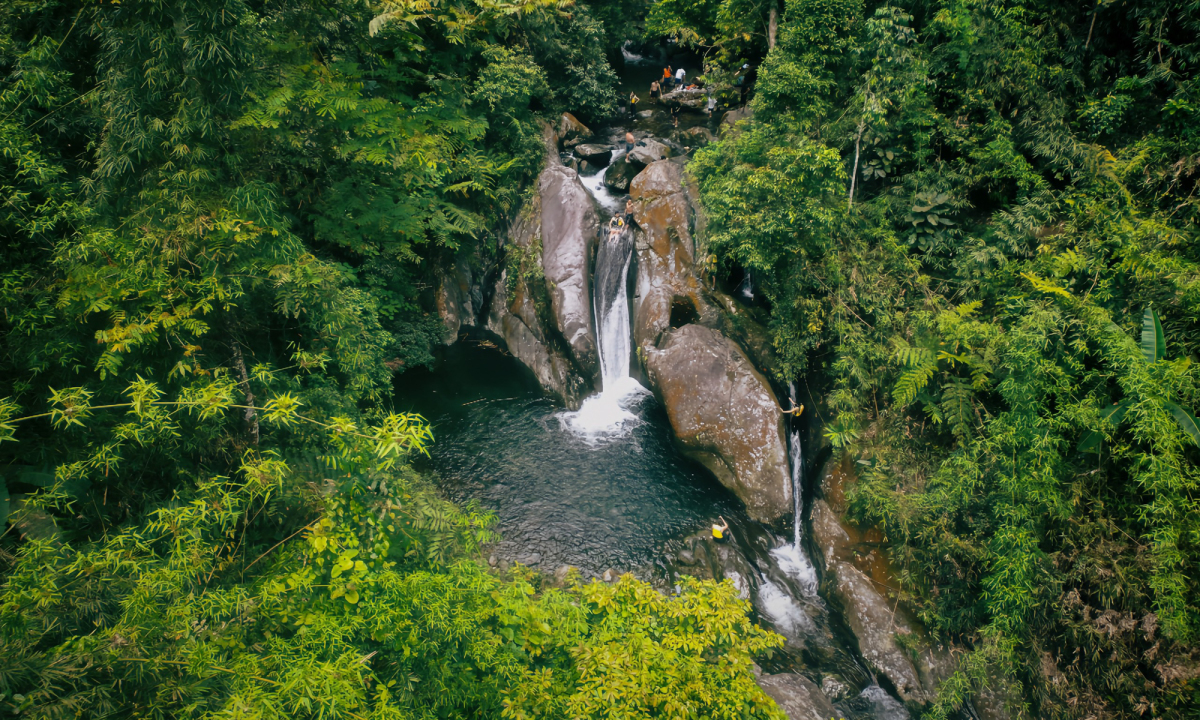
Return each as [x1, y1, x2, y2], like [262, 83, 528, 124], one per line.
[645, 324, 791, 522]
[758, 674, 842, 720]
[574, 143, 613, 165]
[603, 154, 640, 192]
[558, 112, 592, 146]
[539, 165, 600, 379]
[628, 138, 672, 167]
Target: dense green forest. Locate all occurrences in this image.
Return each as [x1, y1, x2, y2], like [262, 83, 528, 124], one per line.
[1, 0, 1198, 717]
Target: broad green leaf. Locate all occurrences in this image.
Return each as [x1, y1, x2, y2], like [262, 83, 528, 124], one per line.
[1164, 401, 1200, 448]
[1141, 307, 1165, 362]
[1078, 401, 1131, 453]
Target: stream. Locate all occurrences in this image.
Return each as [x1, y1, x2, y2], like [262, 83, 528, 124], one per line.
[394, 50, 919, 720]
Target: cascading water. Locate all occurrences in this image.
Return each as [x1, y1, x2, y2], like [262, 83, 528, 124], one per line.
[560, 207, 647, 442]
[737, 269, 754, 300]
[769, 381, 818, 593]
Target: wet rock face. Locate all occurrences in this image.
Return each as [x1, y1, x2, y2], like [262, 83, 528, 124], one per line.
[630, 159, 683, 200]
[758, 674, 842, 720]
[435, 257, 479, 345]
[628, 138, 672, 167]
[811, 458, 959, 707]
[574, 143, 612, 165]
[603, 154, 640, 192]
[539, 165, 600, 380]
[833, 562, 926, 703]
[645, 324, 791, 522]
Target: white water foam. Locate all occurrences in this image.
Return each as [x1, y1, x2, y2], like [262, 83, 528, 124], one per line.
[757, 579, 816, 636]
[621, 41, 647, 64]
[579, 149, 626, 214]
[770, 542, 819, 596]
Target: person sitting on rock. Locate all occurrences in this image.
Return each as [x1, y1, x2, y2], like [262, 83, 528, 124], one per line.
[712, 516, 730, 541]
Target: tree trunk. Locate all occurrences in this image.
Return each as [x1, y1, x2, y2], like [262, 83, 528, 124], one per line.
[230, 340, 260, 446]
[768, 5, 778, 50]
[848, 118, 864, 208]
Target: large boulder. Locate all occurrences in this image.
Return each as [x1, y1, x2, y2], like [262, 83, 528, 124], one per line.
[721, 106, 753, 128]
[630, 159, 683, 200]
[574, 143, 613, 165]
[558, 112, 592, 146]
[660, 88, 709, 110]
[645, 324, 791, 522]
[603, 154, 641, 192]
[628, 138, 672, 167]
[538, 165, 600, 379]
[758, 674, 842, 720]
[629, 160, 703, 351]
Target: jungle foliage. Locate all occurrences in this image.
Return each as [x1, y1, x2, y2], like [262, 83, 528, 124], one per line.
[0, 0, 787, 717]
[678, 0, 1200, 715]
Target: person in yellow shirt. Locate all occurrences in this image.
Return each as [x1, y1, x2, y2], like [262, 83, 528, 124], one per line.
[712, 516, 730, 541]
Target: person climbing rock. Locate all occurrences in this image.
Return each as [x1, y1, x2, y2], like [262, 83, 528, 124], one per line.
[711, 516, 730, 541]
[624, 198, 635, 225]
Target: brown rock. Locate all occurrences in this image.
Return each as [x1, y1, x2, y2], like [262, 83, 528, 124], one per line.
[628, 138, 672, 167]
[630, 159, 684, 201]
[645, 324, 791, 522]
[758, 674, 843, 720]
[558, 112, 592, 144]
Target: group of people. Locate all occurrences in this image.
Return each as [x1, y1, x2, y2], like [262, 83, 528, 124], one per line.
[649, 65, 688, 99]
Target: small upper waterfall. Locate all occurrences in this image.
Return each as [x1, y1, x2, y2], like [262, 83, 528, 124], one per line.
[560, 200, 647, 442]
[737, 269, 754, 301]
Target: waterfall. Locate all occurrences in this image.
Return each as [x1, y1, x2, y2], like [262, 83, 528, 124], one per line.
[560, 220, 647, 442]
[769, 381, 818, 594]
[594, 224, 635, 388]
[737, 269, 754, 300]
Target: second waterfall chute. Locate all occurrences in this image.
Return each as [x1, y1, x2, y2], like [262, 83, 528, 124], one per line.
[560, 221, 647, 443]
